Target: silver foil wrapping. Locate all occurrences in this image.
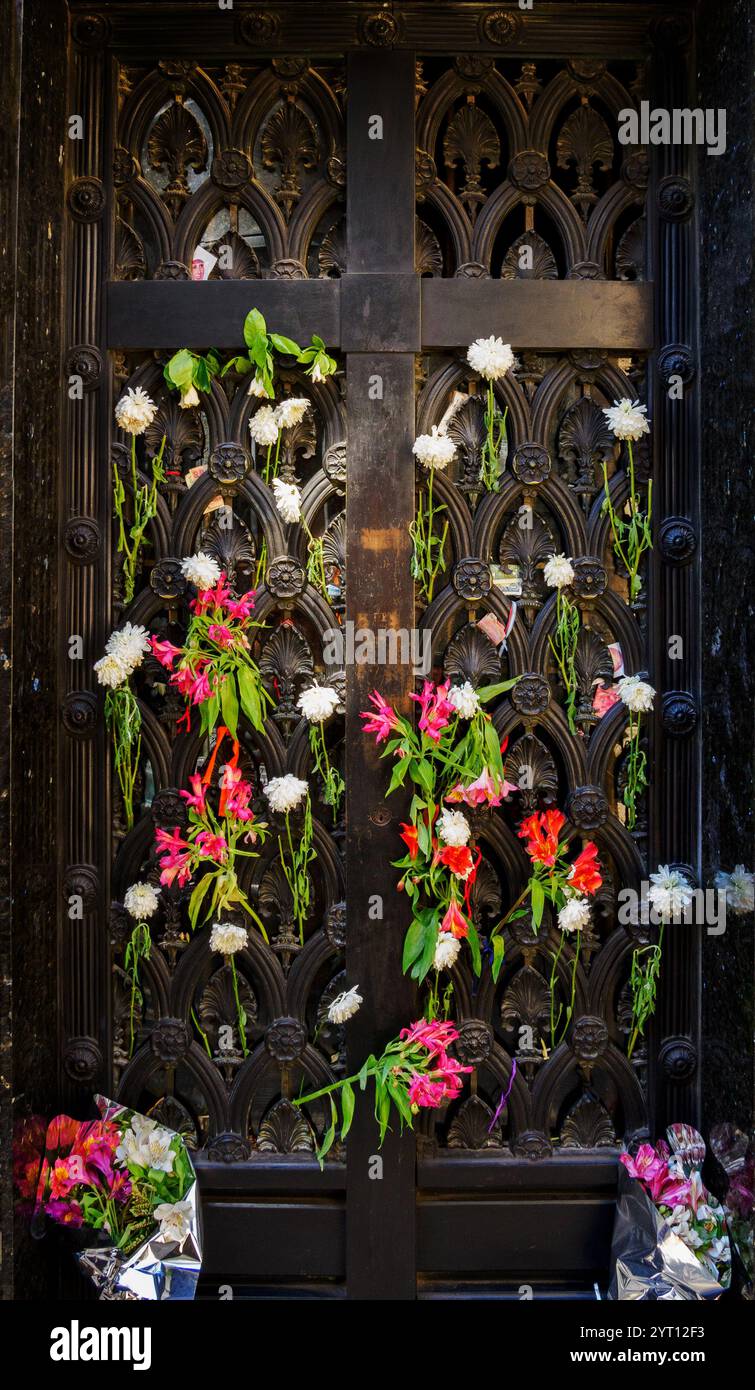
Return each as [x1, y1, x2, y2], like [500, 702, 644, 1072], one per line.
[76, 1096, 202, 1301]
[608, 1165, 726, 1300]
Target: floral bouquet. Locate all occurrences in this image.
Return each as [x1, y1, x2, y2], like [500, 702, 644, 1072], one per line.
[295, 1018, 472, 1166]
[710, 1122, 755, 1296]
[33, 1096, 201, 1300]
[151, 552, 271, 739]
[609, 1123, 731, 1300]
[361, 676, 519, 980]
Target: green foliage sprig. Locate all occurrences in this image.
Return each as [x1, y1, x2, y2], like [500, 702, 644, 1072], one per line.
[113, 436, 166, 605]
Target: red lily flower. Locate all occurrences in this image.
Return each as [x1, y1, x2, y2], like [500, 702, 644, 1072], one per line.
[399, 823, 419, 860]
[518, 809, 566, 867]
[435, 844, 475, 880]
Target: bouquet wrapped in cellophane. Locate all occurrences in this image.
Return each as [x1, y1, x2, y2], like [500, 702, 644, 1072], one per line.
[608, 1123, 731, 1300]
[33, 1095, 201, 1300]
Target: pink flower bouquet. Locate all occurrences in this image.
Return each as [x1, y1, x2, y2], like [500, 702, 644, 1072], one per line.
[33, 1096, 200, 1300]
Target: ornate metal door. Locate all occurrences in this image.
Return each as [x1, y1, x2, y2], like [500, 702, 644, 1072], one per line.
[60, 5, 699, 1298]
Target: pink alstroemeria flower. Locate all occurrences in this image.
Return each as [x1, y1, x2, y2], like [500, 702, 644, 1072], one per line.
[360, 690, 400, 744]
[189, 670, 214, 704]
[45, 1198, 84, 1227]
[410, 679, 455, 743]
[225, 591, 256, 620]
[195, 830, 228, 862]
[191, 573, 232, 614]
[446, 767, 518, 808]
[155, 827, 194, 887]
[180, 774, 207, 814]
[207, 623, 235, 649]
[400, 1018, 460, 1059]
[407, 1074, 448, 1109]
[620, 1144, 669, 1191]
[149, 636, 182, 670]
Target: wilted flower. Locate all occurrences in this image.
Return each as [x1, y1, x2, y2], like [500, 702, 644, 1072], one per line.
[181, 552, 222, 590]
[209, 921, 248, 955]
[327, 985, 363, 1024]
[714, 864, 754, 915]
[310, 361, 326, 384]
[467, 336, 515, 381]
[446, 681, 479, 718]
[264, 774, 309, 815]
[298, 683, 340, 723]
[412, 425, 456, 470]
[179, 385, 200, 410]
[437, 807, 471, 848]
[558, 896, 591, 933]
[249, 404, 279, 447]
[274, 397, 310, 430]
[648, 864, 694, 919]
[114, 386, 157, 435]
[272, 477, 302, 524]
[433, 934, 461, 971]
[544, 554, 575, 589]
[247, 374, 269, 399]
[124, 882, 160, 921]
[618, 675, 655, 713]
[602, 397, 650, 441]
[154, 1198, 193, 1247]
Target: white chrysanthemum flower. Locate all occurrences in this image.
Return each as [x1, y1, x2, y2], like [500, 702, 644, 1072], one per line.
[467, 336, 515, 382]
[106, 622, 151, 672]
[714, 864, 754, 915]
[648, 864, 694, 920]
[114, 386, 157, 436]
[558, 896, 591, 933]
[446, 681, 480, 719]
[181, 551, 222, 590]
[154, 1198, 193, 1247]
[437, 807, 471, 847]
[210, 921, 248, 955]
[602, 397, 650, 441]
[618, 675, 655, 713]
[124, 882, 160, 920]
[412, 425, 456, 471]
[543, 554, 575, 589]
[272, 477, 302, 524]
[434, 934, 461, 971]
[249, 404, 280, 447]
[327, 985, 363, 1024]
[298, 683, 340, 723]
[94, 652, 129, 689]
[264, 773, 309, 815]
[275, 397, 310, 430]
[179, 385, 200, 410]
[272, 478, 301, 522]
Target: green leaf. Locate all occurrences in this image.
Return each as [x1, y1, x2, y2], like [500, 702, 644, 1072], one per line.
[193, 357, 211, 392]
[476, 678, 520, 703]
[466, 920, 482, 977]
[414, 757, 435, 794]
[164, 348, 194, 390]
[412, 912, 439, 982]
[386, 755, 411, 796]
[402, 917, 425, 972]
[531, 878, 545, 929]
[220, 674, 239, 740]
[243, 308, 266, 347]
[270, 333, 301, 357]
[237, 666, 263, 731]
[340, 1081, 355, 1140]
[484, 719, 504, 779]
[188, 873, 213, 929]
[491, 933, 505, 983]
[376, 1085, 392, 1145]
[311, 335, 326, 351]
